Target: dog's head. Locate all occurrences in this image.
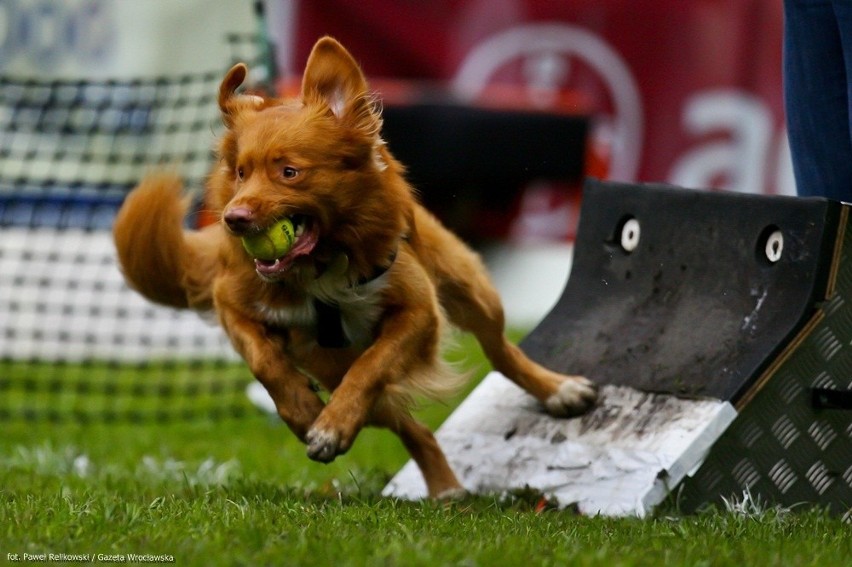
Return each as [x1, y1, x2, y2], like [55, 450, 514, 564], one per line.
[211, 37, 411, 284]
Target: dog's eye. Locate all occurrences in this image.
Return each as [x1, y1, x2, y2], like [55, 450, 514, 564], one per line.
[283, 167, 299, 180]
[236, 167, 245, 181]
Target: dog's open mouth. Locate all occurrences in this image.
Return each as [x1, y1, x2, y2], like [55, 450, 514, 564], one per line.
[253, 214, 319, 278]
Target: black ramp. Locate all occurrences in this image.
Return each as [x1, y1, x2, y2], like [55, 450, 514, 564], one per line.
[522, 179, 842, 402]
[386, 178, 850, 515]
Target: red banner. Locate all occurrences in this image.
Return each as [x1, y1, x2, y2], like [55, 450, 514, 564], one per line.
[275, 1, 790, 239]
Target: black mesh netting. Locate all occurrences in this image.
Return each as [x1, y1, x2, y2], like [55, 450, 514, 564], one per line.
[0, 68, 262, 423]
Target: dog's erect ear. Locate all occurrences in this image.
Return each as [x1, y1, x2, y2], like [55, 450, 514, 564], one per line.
[302, 37, 373, 123]
[218, 63, 264, 128]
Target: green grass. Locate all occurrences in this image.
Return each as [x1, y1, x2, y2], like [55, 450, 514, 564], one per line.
[0, 359, 252, 422]
[2, 332, 850, 566]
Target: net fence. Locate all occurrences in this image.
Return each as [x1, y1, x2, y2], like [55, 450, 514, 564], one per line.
[0, 53, 269, 423]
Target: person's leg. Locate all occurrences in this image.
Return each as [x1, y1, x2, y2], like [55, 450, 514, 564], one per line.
[784, 0, 852, 200]
[832, 0, 852, 202]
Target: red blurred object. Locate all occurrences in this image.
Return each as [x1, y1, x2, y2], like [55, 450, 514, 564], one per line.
[271, 0, 786, 240]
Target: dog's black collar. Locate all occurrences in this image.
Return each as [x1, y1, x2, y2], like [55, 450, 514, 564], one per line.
[314, 298, 349, 348]
[314, 239, 404, 349]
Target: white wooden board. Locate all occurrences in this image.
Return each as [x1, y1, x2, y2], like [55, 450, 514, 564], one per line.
[384, 372, 736, 517]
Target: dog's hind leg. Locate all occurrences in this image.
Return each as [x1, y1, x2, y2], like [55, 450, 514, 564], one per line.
[370, 404, 464, 499]
[434, 247, 597, 418]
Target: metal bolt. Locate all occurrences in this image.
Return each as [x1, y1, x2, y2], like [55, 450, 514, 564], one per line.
[621, 218, 640, 252]
[765, 230, 783, 263]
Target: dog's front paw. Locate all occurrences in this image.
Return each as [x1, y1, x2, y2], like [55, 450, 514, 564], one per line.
[305, 426, 346, 463]
[544, 376, 598, 418]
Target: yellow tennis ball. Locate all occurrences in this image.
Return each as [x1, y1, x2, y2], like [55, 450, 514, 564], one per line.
[241, 218, 295, 260]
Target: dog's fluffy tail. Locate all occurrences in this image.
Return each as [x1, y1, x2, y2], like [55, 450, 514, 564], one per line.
[113, 173, 218, 311]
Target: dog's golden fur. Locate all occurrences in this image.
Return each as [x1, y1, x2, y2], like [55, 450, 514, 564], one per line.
[113, 37, 596, 497]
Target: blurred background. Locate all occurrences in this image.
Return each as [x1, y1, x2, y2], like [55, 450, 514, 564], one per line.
[0, 0, 789, 421]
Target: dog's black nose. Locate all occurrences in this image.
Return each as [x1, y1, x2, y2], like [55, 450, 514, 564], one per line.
[223, 207, 254, 234]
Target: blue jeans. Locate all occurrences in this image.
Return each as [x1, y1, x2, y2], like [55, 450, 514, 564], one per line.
[784, 0, 852, 200]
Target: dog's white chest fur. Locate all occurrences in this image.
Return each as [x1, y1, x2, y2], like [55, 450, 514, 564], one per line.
[255, 301, 315, 328]
[255, 273, 389, 349]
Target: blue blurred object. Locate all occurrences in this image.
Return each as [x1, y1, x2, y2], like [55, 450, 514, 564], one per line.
[0, 187, 125, 230]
